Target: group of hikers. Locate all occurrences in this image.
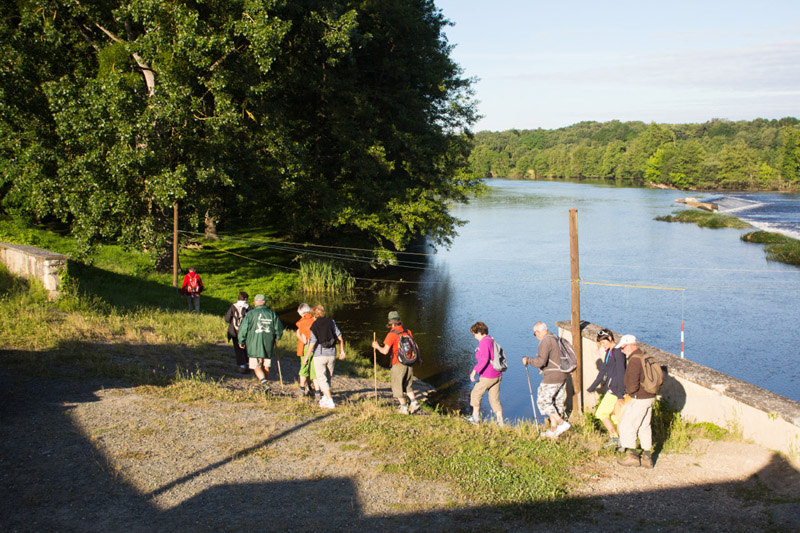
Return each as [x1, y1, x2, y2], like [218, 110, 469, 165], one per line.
[217, 282, 658, 469]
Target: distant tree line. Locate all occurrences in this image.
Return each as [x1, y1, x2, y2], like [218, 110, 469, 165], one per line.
[469, 118, 800, 190]
[0, 0, 479, 269]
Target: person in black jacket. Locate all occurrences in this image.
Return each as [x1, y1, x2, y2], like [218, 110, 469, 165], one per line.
[224, 292, 251, 374]
[587, 328, 626, 449]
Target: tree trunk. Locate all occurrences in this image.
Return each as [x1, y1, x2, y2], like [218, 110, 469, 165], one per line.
[204, 210, 219, 240]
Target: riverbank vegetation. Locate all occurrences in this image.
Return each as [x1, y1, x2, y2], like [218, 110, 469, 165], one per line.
[655, 209, 752, 229]
[0, 1, 480, 269]
[470, 118, 800, 191]
[741, 231, 800, 267]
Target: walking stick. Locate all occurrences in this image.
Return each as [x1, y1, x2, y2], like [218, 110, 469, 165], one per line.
[275, 340, 283, 388]
[525, 365, 538, 423]
[373, 332, 378, 403]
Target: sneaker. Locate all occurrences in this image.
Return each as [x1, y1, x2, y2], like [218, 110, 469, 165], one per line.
[409, 400, 420, 414]
[618, 450, 641, 467]
[640, 452, 654, 469]
[603, 436, 621, 449]
[238, 365, 248, 374]
[543, 429, 557, 438]
[261, 380, 271, 393]
[314, 392, 322, 402]
[398, 404, 409, 415]
[496, 418, 506, 427]
[319, 396, 335, 409]
[553, 421, 571, 437]
[466, 415, 481, 425]
[295, 387, 307, 398]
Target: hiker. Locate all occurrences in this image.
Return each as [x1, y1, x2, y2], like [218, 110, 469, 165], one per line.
[307, 305, 346, 409]
[616, 335, 656, 468]
[237, 294, 284, 393]
[467, 321, 504, 425]
[224, 291, 251, 374]
[522, 321, 570, 438]
[587, 328, 627, 448]
[295, 303, 320, 400]
[371, 311, 420, 415]
[181, 267, 204, 313]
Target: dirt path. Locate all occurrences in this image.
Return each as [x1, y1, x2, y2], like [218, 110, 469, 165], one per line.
[2, 364, 799, 532]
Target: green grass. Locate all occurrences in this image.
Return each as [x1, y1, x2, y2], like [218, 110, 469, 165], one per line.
[741, 231, 800, 267]
[298, 259, 355, 294]
[655, 209, 751, 229]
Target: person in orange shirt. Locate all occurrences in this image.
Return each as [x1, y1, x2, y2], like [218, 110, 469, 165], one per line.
[372, 310, 420, 415]
[295, 303, 319, 400]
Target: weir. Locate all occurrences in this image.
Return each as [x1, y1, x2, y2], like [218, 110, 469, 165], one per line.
[0, 242, 69, 299]
[558, 321, 800, 460]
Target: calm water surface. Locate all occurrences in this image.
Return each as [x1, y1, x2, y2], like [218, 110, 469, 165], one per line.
[321, 180, 800, 422]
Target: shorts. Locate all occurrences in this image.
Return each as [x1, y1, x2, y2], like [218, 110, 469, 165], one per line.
[594, 392, 619, 424]
[299, 351, 317, 380]
[391, 363, 414, 399]
[249, 358, 271, 370]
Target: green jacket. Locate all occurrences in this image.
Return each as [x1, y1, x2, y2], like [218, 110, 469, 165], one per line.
[238, 305, 284, 359]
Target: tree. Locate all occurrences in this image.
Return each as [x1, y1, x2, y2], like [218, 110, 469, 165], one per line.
[0, 0, 480, 266]
[781, 126, 800, 186]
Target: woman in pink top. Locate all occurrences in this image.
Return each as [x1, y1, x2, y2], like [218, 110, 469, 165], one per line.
[468, 321, 504, 425]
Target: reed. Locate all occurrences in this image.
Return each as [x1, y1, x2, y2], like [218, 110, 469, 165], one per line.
[298, 259, 355, 294]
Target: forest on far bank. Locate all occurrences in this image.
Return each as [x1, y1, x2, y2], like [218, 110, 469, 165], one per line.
[469, 118, 800, 191]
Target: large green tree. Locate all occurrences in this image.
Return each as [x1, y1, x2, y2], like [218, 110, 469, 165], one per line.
[0, 0, 479, 267]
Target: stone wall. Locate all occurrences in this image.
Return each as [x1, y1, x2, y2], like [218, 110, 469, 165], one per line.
[0, 242, 69, 299]
[557, 321, 800, 460]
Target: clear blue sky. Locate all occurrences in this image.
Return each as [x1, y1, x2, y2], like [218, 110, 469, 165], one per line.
[434, 0, 800, 131]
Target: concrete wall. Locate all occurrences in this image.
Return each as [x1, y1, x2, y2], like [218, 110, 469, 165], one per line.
[557, 321, 800, 460]
[0, 242, 69, 299]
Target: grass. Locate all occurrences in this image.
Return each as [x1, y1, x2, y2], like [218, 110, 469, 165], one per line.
[741, 231, 800, 267]
[298, 259, 355, 294]
[655, 209, 751, 229]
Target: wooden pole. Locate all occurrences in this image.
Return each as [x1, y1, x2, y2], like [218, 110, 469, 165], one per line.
[569, 208, 583, 414]
[173, 202, 179, 288]
[373, 332, 378, 403]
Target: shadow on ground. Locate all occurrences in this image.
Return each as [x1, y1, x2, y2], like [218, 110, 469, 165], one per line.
[1, 363, 799, 532]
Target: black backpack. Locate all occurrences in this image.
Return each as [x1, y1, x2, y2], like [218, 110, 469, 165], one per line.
[311, 318, 339, 349]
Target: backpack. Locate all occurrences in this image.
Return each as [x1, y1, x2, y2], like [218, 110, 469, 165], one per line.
[490, 338, 508, 372]
[635, 353, 664, 394]
[546, 334, 577, 373]
[394, 328, 420, 366]
[232, 305, 248, 331]
[187, 274, 202, 294]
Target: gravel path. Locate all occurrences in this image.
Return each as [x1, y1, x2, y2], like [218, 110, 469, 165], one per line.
[2, 363, 799, 532]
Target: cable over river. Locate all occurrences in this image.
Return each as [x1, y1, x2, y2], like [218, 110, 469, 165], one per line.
[319, 179, 800, 422]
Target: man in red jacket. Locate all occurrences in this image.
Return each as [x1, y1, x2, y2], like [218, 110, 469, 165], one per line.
[181, 267, 204, 313]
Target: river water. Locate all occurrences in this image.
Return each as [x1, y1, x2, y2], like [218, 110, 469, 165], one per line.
[320, 179, 800, 422]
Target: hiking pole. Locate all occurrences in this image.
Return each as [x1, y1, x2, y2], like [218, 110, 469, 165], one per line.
[275, 341, 283, 388]
[373, 332, 378, 403]
[524, 365, 538, 423]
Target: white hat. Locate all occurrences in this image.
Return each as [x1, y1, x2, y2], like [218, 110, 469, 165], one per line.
[615, 334, 637, 348]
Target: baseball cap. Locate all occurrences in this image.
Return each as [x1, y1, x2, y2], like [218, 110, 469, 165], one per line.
[254, 294, 266, 303]
[615, 334, 637, 348]
[387, 311, 401, 321]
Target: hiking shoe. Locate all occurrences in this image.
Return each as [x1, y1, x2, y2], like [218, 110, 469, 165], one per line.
[641, 452, 654, 469]
[319, 397, 335, 409]
[409, 400, 420, 414]
[238, 365, 248, 374]
[295, 387, 307, 398]
[398, 404, 409, 415]
[314, 392, 322, 402]
[553, 421, 571, 437]
[496, 418, 506, 427]
[618, 451, 641, 467]
[542, 429, 557, 438]
[466, 415, 481, 425]
[603, 436, 621, 449]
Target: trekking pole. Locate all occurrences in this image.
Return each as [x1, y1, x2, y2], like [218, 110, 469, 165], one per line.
[524, 365, 538, 424]
[275, 341, 283, 388]
[373, 332, 378, 403]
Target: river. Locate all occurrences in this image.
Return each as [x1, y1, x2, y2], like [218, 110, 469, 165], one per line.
[319, 179, 800, 422]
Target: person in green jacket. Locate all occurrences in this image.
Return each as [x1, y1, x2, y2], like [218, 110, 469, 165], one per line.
[238, 294, 284, 392]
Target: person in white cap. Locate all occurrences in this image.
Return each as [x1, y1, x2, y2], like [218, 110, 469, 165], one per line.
[616, 335, 656, 468]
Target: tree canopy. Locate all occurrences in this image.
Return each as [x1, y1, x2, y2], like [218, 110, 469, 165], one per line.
[469, 118, 800, 190]
[0, 0, 480, 266]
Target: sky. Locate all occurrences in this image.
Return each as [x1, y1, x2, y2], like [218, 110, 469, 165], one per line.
[434, 0, 800, 131]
